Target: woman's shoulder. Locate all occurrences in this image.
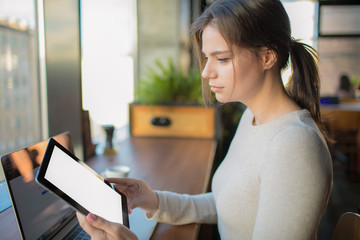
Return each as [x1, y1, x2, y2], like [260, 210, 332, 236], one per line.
[264, 110, 329, 161]
[272, 112, 326, 148]
[268, 112, 331, 166]
[262, 115, 332, 179]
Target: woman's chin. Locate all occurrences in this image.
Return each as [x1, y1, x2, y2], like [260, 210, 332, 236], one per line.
[215, 95, 229, 103]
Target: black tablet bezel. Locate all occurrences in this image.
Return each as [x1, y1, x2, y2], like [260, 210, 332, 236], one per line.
[36, 138, 129, 228]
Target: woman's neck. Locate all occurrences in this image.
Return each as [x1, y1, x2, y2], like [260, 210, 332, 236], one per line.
[244, 74, 301, 126]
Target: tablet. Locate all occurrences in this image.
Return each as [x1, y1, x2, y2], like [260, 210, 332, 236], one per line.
[36, 138, 129, 227]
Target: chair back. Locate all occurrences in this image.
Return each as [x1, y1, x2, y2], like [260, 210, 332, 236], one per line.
[324, 110, 360, 134]
[332, 212, 360, 240]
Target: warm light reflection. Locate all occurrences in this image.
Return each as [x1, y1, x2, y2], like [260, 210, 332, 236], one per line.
[27, 141, 48, 165]
[11, 149, 34, 182]
[7, 134, 72, 183]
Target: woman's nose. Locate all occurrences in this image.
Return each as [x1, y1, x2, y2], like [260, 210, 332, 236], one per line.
[202, 62, 217, 79]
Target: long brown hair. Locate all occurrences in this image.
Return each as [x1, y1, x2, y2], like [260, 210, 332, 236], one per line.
[191, 0, 322, 126]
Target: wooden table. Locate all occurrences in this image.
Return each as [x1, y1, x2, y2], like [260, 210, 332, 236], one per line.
[0, 137, 217, 240]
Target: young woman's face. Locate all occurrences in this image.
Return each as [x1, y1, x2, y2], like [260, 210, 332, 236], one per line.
[201, 25, 265, 103]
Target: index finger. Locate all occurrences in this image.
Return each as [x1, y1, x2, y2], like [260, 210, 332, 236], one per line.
[105, 177, 138, 186]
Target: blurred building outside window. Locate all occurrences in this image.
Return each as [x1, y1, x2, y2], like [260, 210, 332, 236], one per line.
[0, 0, 45, 171]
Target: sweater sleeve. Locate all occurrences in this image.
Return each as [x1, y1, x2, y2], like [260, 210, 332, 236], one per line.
[146, 191, 217, 225]
[253, 126, 332, 239]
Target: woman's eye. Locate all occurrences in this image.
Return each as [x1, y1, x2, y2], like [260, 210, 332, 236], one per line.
[218, 58, 229, 63]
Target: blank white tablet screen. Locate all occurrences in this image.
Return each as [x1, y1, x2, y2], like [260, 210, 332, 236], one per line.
[44, 146, 123, 224]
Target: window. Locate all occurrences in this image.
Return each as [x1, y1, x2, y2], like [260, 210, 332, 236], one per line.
[281, 0, 317, 84]
[80, 0, 136, 141]
[319, 4, 360, 37]
[0, 0, 43, 159]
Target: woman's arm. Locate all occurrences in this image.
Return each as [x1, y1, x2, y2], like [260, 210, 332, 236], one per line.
[147, 191, 217, 225]
[109, 177, 217, 225]
[253, 127, 332, 239]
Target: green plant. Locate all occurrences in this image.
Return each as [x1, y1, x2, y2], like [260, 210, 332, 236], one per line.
[350, 75, 359, 88]
[135, 58, 203, 105]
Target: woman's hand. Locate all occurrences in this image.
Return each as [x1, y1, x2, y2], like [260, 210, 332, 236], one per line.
[106, 178, 158, 215]
[76, 212, 137, 240]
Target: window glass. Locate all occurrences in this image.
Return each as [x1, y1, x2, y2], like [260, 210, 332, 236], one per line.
[80, 0, 136, 141]
[282, 0, 316, 84]
[320, 5, 360, 36]
[0, 0, 42, 169]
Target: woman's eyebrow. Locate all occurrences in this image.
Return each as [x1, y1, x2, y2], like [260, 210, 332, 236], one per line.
[202, 50, 231, 56]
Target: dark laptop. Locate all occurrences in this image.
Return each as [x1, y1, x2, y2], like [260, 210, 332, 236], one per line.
[0, 132, 89, 240]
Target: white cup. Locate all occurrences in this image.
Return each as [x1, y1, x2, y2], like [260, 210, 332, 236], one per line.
[103, 165, 130, 178]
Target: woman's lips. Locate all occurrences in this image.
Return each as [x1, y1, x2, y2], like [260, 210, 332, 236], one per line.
[210, 85, 223, 93]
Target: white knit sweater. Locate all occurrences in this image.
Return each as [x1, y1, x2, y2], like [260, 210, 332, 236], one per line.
[147, 109, 333, 239]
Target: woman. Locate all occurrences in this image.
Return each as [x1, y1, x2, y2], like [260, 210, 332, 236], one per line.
[336, 74, 354, 100]
[77, 0, 333, 239]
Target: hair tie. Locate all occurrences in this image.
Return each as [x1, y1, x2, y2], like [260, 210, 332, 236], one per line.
[289, 38, 296, 52]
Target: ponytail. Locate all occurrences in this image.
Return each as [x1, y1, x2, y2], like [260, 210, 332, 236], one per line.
[286, 39, 321, 125]
[286, 40, 333, 144]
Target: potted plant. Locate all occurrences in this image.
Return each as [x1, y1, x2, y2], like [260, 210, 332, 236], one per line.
[129, 58, 218, 138]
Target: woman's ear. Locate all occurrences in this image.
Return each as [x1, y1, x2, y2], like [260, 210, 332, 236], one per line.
[261, 48, 278, 70]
